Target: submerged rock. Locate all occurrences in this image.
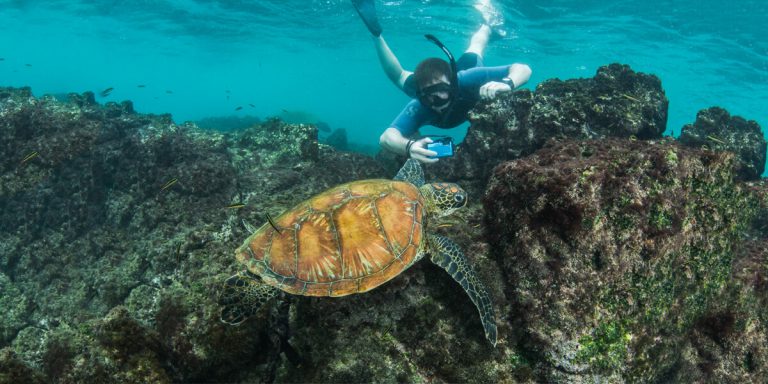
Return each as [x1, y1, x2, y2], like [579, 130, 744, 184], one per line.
[323, 127, 348, 151]
[679, 106, 766, 180]
[0, 348, 46, 384]
[484, 137, 761, 382]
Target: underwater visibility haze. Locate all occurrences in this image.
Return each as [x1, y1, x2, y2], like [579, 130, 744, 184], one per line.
[1, 1, 767, 383]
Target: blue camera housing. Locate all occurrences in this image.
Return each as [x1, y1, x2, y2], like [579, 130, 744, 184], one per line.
[426, 137, 455, 158]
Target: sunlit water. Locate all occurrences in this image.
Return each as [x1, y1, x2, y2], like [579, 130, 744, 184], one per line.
[1, 0, 766, 172]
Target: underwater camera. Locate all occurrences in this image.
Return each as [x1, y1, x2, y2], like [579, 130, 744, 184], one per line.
[426, 136, 455, 158]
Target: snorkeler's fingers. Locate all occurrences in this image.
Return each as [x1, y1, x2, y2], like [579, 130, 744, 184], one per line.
[480, 81, 512, 99]
[412, 146, 437, 159]
[410, 144, 438, 163]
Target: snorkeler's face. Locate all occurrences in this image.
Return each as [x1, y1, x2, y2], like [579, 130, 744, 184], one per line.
[420, 75, 452, 112]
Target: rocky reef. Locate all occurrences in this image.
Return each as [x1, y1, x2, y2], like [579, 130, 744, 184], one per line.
[678, 106, 767, 180]
[485, 138, 763, 381]
[0, 62, 765, 383]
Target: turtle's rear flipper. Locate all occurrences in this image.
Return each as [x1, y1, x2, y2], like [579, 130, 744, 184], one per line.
[428, 235, 497, 347]
[219, 271, 279, 325]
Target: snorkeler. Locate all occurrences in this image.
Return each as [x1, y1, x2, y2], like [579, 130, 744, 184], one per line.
[351, 0, 531, 163]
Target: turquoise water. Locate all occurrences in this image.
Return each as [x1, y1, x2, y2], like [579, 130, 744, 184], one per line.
[1, 0, 766, 171]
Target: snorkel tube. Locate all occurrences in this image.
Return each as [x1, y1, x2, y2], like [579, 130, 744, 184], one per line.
[424, 34, 459, 91]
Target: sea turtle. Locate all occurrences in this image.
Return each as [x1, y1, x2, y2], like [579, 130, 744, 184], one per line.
[219, 159, 497, 346]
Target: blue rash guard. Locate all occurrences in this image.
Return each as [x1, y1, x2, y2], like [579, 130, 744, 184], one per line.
[391, 64, 511, 136]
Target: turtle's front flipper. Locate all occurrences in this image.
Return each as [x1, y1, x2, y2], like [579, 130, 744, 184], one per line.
[219, 271, 279, 325]
[428, 234, 497, 346]
[393, 159, 425, 187]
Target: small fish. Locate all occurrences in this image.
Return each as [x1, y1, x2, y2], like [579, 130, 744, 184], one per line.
[137, 84, 146, 88]
[235, 106, 243, 111]
[266, 213, 282, 234]
[621, 93, 640, 102]
[225, 90, 231, 93]
[25, 63, 32, 67]
[242, 219, 257, 233]
[165, 90, 173, 94]
[701, 144, 710, 151]
[629, 135, 637, 141]
[281, 109, 289, 113]
[706, 135, 726, 145]
[437, 224, 453, 228]
[473, 223, 482, 228]
[0, 58, 5, 61]
[20, 151, 38, 164]
[226, 203, 246, 209]
[160, 177, 178, 191]
[99, 87, 114, 97]
[249, 103, 255, 108]
[175, 243, 182, 264]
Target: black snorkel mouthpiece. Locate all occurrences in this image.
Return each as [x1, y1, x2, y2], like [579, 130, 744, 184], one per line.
[421, 34, 460, 113]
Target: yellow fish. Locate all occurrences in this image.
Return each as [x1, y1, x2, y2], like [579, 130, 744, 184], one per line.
[706, 135, 726, 145]
[160, 178, 178, 191]
[621, 93, 640, 102]
[20, 151, 38, 165]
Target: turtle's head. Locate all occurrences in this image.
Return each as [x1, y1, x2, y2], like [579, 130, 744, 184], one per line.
[420, 182, 467, 218]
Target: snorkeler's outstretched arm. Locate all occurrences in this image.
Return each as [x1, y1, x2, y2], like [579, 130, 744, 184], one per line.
[352, 0, 413, 92]
[505, 63, 532, 89]
[374, 36, 414, 92]
[477, 63, 532, 99]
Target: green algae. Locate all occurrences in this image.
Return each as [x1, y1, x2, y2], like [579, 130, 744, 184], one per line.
[585, 153, 759, 378]
[575, 320, 630, 371]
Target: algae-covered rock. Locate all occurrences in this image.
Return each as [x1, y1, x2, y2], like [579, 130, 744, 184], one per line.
[748, 180, 768, 235]
[323, 127, 348, 151]
[0, 348, 46, 384]
[232, 117, 319, 167]
[669, 238, 768, 382]
[484, 137, 759, 382]
[679, 106, 767, 180]
[0, 273, 31, 346]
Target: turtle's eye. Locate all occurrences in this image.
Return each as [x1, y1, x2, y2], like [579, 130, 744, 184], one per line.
[454, 194, 465, 205]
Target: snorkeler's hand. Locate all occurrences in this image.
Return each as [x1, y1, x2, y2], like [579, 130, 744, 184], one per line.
[408, 137, 439, 164]
[479, 81, 512, 99]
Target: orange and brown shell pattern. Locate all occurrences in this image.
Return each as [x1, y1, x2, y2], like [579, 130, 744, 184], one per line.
[235, 179, 426, 297]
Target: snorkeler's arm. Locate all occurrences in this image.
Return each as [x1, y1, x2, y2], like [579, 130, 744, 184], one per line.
[374, 36, 414, 91]
[380, 128, 437, 164]
[470, 63, 532, 99]
[505, 63, 532, 89]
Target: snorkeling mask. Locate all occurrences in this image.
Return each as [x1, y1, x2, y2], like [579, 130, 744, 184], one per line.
[418, 34, 460, 111]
